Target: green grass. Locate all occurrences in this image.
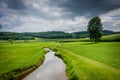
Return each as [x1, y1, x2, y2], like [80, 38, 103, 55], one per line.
[0, 34, 120, 80]
[79, 34, 120, 42]
[0, 42, 58, 79]
[54, 42, 120, 80]
[101, 34, 120, 41]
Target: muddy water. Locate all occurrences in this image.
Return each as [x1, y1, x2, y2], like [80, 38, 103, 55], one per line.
[23, 49, 67, 80]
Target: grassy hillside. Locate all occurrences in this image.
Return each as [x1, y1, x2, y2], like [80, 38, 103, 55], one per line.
[0, 42, 57, 80]
[81, 34, 120, 41]
[54, 42, 120, 80]
[101, 34, 120, 41]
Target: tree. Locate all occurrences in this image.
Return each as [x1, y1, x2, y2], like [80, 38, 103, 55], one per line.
[87, 16, 103, 43]
[8, 39, 13, 44]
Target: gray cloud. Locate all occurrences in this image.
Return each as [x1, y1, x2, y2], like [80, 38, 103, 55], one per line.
[1, 0, 120, 18]
[50, 0, 120, 17]
[0, 0, 120, 32]
[0, 0, 26, 10]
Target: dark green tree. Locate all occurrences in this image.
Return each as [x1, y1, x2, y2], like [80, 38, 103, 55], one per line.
[87, 16, 103, 43]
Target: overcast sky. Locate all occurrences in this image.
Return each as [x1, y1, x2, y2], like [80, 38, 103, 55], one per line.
[0, 0, 120, 32]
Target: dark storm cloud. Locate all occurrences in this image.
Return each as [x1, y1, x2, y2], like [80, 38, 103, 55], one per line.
[0, 0, 120, 17]
[0, 0, 26, 10]
[50, 0, 120, 17]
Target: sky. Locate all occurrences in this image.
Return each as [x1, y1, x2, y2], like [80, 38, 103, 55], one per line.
[0, 0, 120, 32]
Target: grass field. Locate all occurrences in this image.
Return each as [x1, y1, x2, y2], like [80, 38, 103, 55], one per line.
[0, 34, 120, 80]
[79, 34, 120, 42]
[0, 42, 58, 80]
[54, 42, 120, 80]
[101, 34, 120, 41]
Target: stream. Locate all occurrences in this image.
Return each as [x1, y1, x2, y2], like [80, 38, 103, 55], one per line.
[23, 48, 67, 80]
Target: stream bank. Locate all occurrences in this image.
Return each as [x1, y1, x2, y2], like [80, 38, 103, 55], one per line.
[23, 48, 67, 80]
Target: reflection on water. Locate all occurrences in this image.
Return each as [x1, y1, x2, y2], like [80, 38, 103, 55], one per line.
[23, 49, 67, 80]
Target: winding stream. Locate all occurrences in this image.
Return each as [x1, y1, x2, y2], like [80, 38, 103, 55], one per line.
[23, 48, 67, 80]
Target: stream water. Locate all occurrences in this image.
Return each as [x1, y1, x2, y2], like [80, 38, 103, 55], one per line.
[23, 48, 67, 80]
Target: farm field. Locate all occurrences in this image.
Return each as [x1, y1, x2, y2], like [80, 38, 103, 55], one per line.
[0, 34, 120, 80]
[54, 42, 120, 80]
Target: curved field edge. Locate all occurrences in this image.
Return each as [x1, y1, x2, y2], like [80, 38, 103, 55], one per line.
[53, 42, 120, 80]
[0, 42, 56, 80]
[79, 34, 120, 42]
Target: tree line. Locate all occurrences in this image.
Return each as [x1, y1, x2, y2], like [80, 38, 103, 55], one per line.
[0, 30, 119, 40]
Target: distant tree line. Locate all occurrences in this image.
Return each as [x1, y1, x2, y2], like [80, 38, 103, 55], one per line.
[0, 30, 119, 40]
[27, 31, 72, 39]
[0, 32, 35, 40]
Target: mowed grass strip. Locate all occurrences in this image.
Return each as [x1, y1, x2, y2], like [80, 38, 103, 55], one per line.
[0, 42, 58, 79]
[55, 42, 120, 80]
